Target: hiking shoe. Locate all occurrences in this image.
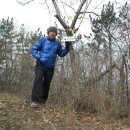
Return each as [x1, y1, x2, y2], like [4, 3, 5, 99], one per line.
[31, 102, 39, 108]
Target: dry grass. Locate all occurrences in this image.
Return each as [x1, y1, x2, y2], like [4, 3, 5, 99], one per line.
[0, 92, 130, 130]
[73, 87, 130, 120]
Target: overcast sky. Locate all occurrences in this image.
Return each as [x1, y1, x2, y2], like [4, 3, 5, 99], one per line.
[0, 0, 128, 35]
[0, 0, 51, 33]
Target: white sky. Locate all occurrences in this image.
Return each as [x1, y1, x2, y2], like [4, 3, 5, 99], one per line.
[0, 0, 128, 35]
[0, 0, 52, 33]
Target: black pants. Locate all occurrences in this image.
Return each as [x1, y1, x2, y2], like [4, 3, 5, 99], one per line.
[31, 60, 54, 103]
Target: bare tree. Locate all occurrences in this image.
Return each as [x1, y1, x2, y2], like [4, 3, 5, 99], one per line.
[16, 0, 104, 97]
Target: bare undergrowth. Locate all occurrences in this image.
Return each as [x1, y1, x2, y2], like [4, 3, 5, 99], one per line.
[0, 92, 130, 130]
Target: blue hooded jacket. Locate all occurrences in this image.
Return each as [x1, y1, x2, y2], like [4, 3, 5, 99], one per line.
[32, 36, 69, 68]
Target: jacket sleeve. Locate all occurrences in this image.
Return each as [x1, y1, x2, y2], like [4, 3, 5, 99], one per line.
[31, 38, 42, 59]
[57, 43, 69, 57]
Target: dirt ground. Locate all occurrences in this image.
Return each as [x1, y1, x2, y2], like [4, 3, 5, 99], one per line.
[0, 93, 130, 130]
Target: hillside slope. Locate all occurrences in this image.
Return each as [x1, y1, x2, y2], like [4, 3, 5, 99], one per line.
[0, 93, 130, 130]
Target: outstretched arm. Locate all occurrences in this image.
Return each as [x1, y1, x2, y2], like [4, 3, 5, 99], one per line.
[57, 42, 71, 57]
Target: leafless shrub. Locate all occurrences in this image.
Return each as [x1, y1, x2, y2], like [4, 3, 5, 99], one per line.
[73, 86, 130, 119]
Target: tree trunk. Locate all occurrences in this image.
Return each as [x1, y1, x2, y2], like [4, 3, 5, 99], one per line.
[52, 0, 87, 97]
[108, 31, 113, 95]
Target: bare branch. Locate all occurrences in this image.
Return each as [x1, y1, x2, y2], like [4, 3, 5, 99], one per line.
[45, 0, 51, 15]
[16, 0, 34, 5]
[86, 64, 117, 86]
[70, 0, 87, 29]
[55, 15, 68, 30]
[52, 0, 61, 16]
[52, 0, 68, 30]
[80, 11, 99, 16]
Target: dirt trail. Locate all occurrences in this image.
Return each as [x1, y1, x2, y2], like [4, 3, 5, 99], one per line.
[0, 93, 130, 130]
